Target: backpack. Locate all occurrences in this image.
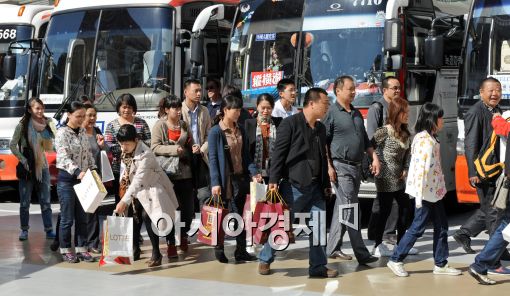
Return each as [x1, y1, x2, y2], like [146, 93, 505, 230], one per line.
[475, 131, 504, 180]
[361, 101, 384, 182]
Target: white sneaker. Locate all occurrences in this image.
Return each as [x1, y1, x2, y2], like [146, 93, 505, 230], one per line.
[433, 264, 462, 276]
[387, 261, 409, 277]
[408, 247, 420, 255]
[372, 243, 393, 257]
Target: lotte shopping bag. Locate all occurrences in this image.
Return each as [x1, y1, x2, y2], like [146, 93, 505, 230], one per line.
[99, 214, 133, 267]
[197, 195, 229, 246]
[74, 169, 107, 213]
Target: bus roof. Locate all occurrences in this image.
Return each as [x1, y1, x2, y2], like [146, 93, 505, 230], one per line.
[53, 0, 239, 13]
[0, 4, 53, 25]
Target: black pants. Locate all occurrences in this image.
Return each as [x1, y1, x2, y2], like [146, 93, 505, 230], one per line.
[84, 211, 100, 249]
[166, 178, 194, 245]
[458, 182, 499, 237]
[374, 190, 412, 246]
[216, 174, 249, 249]
[368, 198, 398, 240]
[129, 199, 160, 258]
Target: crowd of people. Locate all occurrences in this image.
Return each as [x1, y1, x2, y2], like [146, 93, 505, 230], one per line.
[9, 76, 510, 284]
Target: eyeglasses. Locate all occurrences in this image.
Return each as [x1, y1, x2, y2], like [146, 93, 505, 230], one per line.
[207, 86, 217, 90]
[387, 86, 401, 91]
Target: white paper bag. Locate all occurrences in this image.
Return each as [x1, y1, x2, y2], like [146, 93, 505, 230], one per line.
[99, 215, 133, 267]
[503, 223, 510, 243]
[74, 169, 107, 213]
[250, 181, 267, 212]
[101, 151, 115, 182]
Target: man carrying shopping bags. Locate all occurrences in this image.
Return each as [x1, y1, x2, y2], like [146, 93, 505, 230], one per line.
[258, 88, 337, 278]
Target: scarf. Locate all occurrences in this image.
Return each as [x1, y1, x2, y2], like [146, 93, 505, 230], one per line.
[119, 151, 137, 219]
[254, 114, 277, 176]
[28, 118, 51, 182]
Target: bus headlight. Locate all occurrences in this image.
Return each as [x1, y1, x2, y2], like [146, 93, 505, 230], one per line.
[456, 138, 465, 155]
[0, 138, 11, 150]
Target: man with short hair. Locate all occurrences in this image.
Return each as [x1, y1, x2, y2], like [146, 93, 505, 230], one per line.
[455, 77, 510, 273]
[258, 87, 337, 278]
[181, 79, 211, 239]
[272, 78, 298, 118]
[206, 78, 222, 119]
[366, 76, 401, 250]
[324, 75, 380, 265]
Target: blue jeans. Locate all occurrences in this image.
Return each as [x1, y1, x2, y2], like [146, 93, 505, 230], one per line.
[390, 199, 449, 267]
[258, 180, 328, 274]
[471, 212, 510, 274]
[19, 168, 53, 232]
[57, 181, 88, 253]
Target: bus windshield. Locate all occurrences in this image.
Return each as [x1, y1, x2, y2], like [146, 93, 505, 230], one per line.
[39, 7, 173, 112]
[0, 25, 33, 103]
[227, 0, 385, 107]
[459, 0, 510, 108]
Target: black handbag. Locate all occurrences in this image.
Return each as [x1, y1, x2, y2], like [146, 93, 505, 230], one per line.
[16, 146, 35, 180]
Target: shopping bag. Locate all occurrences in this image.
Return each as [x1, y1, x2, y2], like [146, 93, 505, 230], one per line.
[101, 151, 115, 182]
[197, 195, 228, 246]
[99, 215, 133, 267]
[250, 181, 267, 211]
[271, 190, 295, 245]
[503, 223, 510, 243]
[74, 169, 107, 213]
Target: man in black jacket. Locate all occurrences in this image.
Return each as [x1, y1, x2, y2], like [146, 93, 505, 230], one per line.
[454, 77, 510, 269]
[258, 87, 337, 278]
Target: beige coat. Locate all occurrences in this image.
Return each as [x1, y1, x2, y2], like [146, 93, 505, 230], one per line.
[181, 101, 210, 162]
[150, 118, 192, 180]
[121, 141, 179, 226]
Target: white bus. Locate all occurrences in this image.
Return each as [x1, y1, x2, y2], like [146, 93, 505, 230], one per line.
[35, 0, 238, 130]
[223, 0, 467, 204]
[0, 4, 52, 184]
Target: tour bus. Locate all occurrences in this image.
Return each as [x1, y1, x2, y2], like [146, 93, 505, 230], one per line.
[0, 4, 52, 183]
[453, 0, 510, 203]
[222, 0, 466, 203]
[33, 0, 238, 129]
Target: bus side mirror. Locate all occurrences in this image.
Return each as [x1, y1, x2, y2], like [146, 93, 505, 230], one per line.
[384, 19, 402, 54]
[425, 33, 444, 68]
[190, 35, 204, 66]
[3, 53, 16, 80]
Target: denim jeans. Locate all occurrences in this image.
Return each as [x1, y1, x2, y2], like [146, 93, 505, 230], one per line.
[258, 180, 328, 274]
[471, 212, 510, 274]
[57, 181, 88, 253]
[19, 167, 53, 232]
[390, 199, 449, 267]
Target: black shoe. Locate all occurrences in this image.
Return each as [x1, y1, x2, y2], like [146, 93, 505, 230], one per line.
[133, 248, 141, 261]
[309, 267, 339, 278]
[359, 256, 379, 265]
[453, 233, 476, 254]
[469, 267, 496, 285]
[50, 240, 59, 252]
[500, 249, 510, 261]
[234, 248, 257, 262]
[214, 248, 228, 264]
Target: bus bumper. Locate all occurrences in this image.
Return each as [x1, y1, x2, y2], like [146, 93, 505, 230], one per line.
[455, 155, 479, 203]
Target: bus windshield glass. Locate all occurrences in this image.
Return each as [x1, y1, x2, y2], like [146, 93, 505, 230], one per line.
[460, 0, 510, 107]
[227, 0, 385, 107]
[39, 7, 173, 112]
[0, 25, 33, 103]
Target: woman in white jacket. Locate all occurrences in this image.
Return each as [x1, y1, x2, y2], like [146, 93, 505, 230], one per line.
[387, 103, 462, 277]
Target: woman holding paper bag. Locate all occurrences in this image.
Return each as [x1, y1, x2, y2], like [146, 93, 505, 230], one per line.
[244, 93, 282, 183]
[10, 97, 56, 241]
[151, 95, 193, 259]
[208, 95, 258, 263]
[55, 102, 97, 263]
[114, 124, 179, 267]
